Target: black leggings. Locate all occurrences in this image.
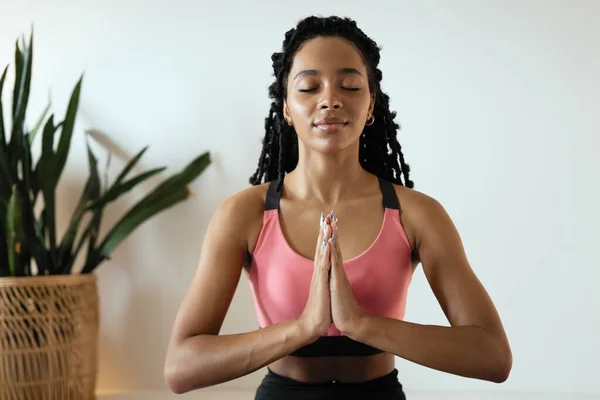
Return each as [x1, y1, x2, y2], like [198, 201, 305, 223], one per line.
[255, 368, 407, 399]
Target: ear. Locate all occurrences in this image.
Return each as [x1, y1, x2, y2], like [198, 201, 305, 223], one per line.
[368, 95, 375, 115]
[283, 101, 290, 119]
[282, 101, 293, 126]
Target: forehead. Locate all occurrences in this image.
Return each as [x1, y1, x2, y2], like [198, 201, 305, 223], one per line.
[289, 36, 367, 76]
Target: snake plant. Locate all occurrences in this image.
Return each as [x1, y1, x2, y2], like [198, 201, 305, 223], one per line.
[0, 31, 211, 276]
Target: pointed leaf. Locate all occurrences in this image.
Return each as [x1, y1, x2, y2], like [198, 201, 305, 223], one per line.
[85, 166, 166, 211]
[57, 138, 100, 269]
[133, 152, 210, 210]
[21, 133, 33, 193]
[54, 76, 82, 186]
[0, 65, 8, 150]
[29, 97, 51, 144]
[39, 116, 59, 272]
[6, 185, 26, 276]
[113, 145, 149, 186]
[0, 147, 12, 200]
[11, 40, 24, 118]
[10, 32, 32, 166]
[12, 30, 32, 134]
[82, 207, 103, 272]
[66, 208, 101, 274]
[18, 133, 45, 274]
[86, 187, 190, 272]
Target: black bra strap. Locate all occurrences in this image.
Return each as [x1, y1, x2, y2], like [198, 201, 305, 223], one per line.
[265, 180, 281, 210]
[266, 178, 398, 210]
[378, 178, 400, 210]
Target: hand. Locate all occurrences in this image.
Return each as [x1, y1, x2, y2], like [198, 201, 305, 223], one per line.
[299, 212, 333, 340]
[328, 213, 365, 335]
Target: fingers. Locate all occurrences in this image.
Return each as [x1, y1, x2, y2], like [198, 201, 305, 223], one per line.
[315, 212, 332, 277]
[315, 212, 325, 253]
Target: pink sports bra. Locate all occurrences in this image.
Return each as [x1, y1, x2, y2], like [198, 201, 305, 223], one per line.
[247, 178, 414, 357]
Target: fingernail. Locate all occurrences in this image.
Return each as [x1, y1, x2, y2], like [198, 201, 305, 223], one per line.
[320, 212, 324, 228]
[335, 217, 339, 228]
[321, 238, 326, 251]
[330, 210, 334, 219]
[332, 235, 336, 246]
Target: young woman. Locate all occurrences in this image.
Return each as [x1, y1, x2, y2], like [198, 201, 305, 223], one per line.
[164, 15, 512, 400]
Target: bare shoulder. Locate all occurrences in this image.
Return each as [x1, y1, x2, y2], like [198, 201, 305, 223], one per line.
[393, 184, 446, 218]
[392, 184, 454, 261]
[213, 183, 269, 248]
[217, 183, 268, 225]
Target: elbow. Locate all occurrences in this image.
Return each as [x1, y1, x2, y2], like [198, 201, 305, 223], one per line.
[489, 342, 513, 383]
[164, 347, 213, 394]
[164, 359, 188, 394]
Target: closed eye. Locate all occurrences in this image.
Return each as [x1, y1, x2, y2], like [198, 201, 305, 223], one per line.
[298, 87, 361, 92]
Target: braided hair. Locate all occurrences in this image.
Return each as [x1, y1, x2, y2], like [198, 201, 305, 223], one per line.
[249, 15, 414, 191]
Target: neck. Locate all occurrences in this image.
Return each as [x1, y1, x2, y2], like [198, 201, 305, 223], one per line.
[285, 143, 373, 204]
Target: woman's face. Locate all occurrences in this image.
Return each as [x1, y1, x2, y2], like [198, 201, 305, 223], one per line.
[284, 36, 374, 154]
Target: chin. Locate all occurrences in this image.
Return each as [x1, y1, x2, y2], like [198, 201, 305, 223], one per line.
[314, 137, 360, 155]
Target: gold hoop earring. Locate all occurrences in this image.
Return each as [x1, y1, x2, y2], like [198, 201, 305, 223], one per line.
[366, 114, 375, 126]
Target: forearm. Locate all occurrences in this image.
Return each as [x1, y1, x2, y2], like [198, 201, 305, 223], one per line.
[347, 315, 512, 383]
[165, 318, 313, 393]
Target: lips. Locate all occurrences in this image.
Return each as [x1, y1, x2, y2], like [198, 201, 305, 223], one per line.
[314, 117, 347, 126]
[313, 117, 348, 133]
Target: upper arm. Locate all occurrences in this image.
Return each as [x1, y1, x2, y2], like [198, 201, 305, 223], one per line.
[167, 187, 264, 346]
[409, 192, 509, 343]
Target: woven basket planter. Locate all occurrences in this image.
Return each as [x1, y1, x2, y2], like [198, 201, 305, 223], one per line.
[0, 274, 99, 400]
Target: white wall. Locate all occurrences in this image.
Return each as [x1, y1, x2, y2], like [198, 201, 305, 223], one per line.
[1, 0, 599, 396]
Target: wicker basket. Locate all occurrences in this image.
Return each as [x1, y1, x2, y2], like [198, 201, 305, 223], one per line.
[0, 274, 99, 400]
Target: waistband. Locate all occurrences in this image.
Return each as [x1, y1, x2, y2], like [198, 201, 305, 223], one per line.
[263, 367, 403, 388]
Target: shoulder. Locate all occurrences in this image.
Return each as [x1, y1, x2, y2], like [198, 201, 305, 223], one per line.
[210, 182, 270, 253]
[392, 184, 447, 219]
[214, 182, 269, 225]
[392, 184, 455, 258]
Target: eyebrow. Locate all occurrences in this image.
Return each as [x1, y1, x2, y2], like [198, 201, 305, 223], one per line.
[293, 68, 363, 80]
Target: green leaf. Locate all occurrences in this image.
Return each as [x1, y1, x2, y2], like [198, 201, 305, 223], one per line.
[39, 115, 59, 272]
[21, 133, 33, 193]
[12, 31, 32, 134]
[18, 133, 45, 274]
[85, 166, 166, 211]
[84, 152, 210, 272]
[29, 96, 51, 144]
[31, 121, 61, 205]
[0, 147, 13, 200]
[82, 208, 103, 273]
[53, 76, 82, 186]
[69, 208, 101, 274]
[11, 40, 24, 119]
[112, 145, 149, 186]
[0, 65, 8, 151]
[83, 187, 190, 273]
[58, 138, 100, 273]
[133, 152, 210, 210]
[35, 211, 47, 273]
[9, 32, 33, 168]
[6, 185, 26, 276]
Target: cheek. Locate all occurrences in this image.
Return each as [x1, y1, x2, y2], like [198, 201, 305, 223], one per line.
[287, 96, 315, 121]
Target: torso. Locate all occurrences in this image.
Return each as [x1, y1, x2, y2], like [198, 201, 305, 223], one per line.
[242, 176, 420, 383]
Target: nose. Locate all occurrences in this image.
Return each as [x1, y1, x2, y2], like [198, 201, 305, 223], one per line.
[318, 86, 343, 110]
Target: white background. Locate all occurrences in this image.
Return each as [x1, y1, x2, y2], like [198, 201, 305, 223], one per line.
[1, 0, 599, 396]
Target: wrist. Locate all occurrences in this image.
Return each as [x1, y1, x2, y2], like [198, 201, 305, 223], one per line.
[295, 317, 319, 344]
[343, 313, 370, 340]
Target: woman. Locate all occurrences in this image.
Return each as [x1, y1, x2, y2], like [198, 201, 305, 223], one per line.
[164, 15, 512, 399]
